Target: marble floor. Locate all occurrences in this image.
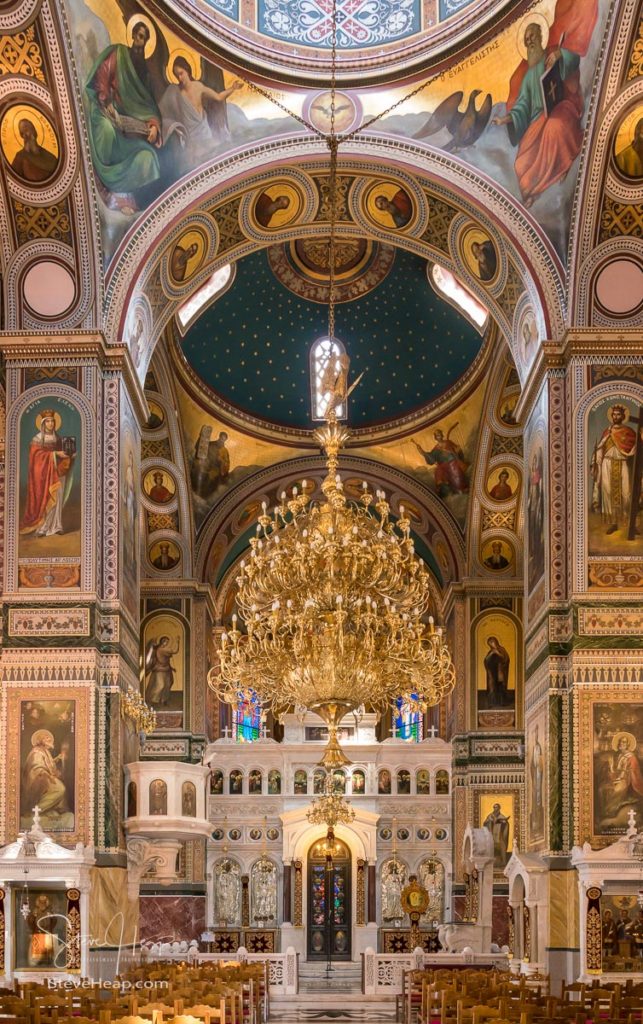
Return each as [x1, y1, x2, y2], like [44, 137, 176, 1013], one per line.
[270, 985, 396, 1022]
[269, 1005, 396, 1022]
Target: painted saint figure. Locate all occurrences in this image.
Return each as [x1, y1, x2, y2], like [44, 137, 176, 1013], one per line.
[529, 725, 544, 834]
[413, 424, 469, 497]
[123, 447, 137, 571]
[21, 729, 69, 819]
[489, 469, 513, 500]
[471, 239, 497, 281]
[144, 634, 179, 705]
[483, 635, 511, 707]
[11, 118, 58, 182]
[374, 188, 412, 228]
[602, 910, 618, 957]
[484, 541, 510, 570]
[151, 542, 180, 570]
[26, 894, 64, 968]
[170, 241, 199, 283]
[147, 471, 173, 503]
[159, 56, 241, 174]
[191, 426, 230, 498]
[615, 116, 643, 179]
[598, 732, 643, 824]
[20, 410, 76, 538]
[492, 1, 599, 207]
[483, 802, 511, 868]
[85, 21, 163, 213]
[254, 192, 290, 228]
[590, 404, 637, 536]
[528, 447, 544, 587]
[382, 861, 406, 921]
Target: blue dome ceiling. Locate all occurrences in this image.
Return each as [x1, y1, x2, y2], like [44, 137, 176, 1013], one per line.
[178, 245, 487, 430]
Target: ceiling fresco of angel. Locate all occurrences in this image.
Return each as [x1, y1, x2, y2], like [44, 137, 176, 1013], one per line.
[67, 0, 608, 265]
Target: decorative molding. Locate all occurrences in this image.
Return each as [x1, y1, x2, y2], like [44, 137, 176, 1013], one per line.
[549, 611, 573, 644]
[578, 606, 643, 635]
[526, 621, 548, 668]
[7, 606, 90, 636]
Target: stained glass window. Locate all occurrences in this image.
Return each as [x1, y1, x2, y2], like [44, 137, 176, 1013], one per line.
[233, 691, 261, 742]
[394, 695, 423, 742]
[310, 336, 347, 420]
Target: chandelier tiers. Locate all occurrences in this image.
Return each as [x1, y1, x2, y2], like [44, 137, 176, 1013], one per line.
[209, 403, 456, 769]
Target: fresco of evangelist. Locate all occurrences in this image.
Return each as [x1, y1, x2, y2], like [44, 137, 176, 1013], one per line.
[68, 0, 607, 264]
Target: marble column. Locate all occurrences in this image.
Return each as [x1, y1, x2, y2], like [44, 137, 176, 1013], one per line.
[283, 863, 292, 924]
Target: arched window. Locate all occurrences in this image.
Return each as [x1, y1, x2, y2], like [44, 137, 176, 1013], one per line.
[233, 691, 261, 742]
[394, 695, 423, 742]
[430, 263, 488, 330]
[310, 336, 348, 420]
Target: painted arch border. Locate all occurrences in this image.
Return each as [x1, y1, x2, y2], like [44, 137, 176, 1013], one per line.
[102, 135, 567, 379]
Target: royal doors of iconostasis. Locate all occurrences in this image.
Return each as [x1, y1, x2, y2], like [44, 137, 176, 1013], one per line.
[307, 837, 352, 960]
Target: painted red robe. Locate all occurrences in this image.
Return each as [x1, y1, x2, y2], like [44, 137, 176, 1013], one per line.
[506, 0, 599, 202]
[20, 431, 72, 534]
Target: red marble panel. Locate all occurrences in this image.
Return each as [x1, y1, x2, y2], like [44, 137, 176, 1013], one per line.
[139, 895, 206, 944]
[492, 893, 510, 947]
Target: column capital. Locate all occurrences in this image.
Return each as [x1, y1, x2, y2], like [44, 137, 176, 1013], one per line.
[0, 332, 147, 424]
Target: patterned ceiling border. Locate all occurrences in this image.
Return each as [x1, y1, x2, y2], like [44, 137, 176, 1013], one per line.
[466, 345, 524, 586]
[152, 0, 526, 84]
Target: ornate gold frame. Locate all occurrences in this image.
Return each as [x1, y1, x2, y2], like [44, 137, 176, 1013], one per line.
[5, 688, 91, 845]
[575, 685, 643, 847]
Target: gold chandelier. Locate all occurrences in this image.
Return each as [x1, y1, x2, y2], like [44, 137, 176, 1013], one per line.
[207, 0, 455, 769]
[307, 781, 356, 829]
[209, 417, 455, 767]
